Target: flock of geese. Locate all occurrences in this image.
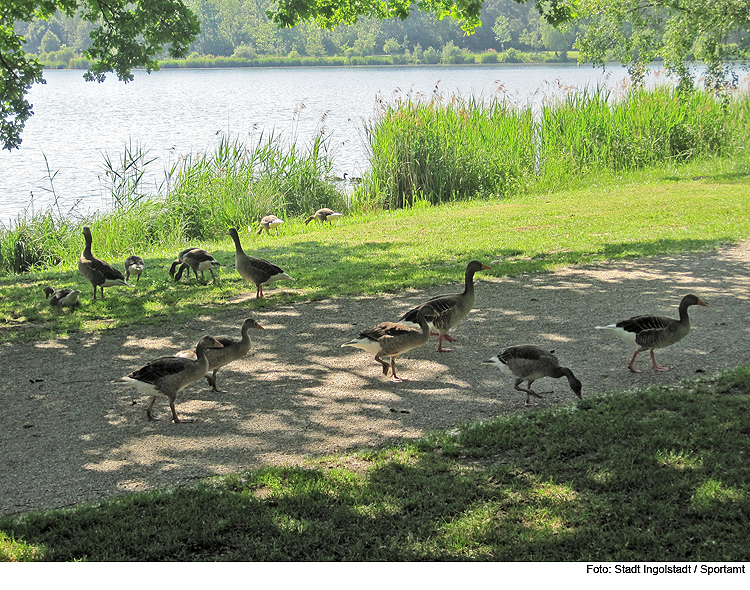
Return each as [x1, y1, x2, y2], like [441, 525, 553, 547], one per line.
[41, 218, 709, 423]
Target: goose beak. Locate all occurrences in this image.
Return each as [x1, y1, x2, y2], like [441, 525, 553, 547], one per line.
[481, 264, 491, 270]
[697, 299, 708, 306]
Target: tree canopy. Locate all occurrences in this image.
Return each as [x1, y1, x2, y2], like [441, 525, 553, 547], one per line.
[267, 0, 575, 33]
[1, 0, 200, 150]
[574, 0, 750, 91]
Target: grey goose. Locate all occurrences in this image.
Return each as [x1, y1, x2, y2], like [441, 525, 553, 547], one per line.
[341, 304, 435, 382]
[175, 317, 264, 393]
[117, 335, 224, 423]
[226, 227, 293, 298]
[483, 345, 582, 406]
[596, 293, 708, 373]
[78, 226, 130, 299]
[400, 260, 490, 352]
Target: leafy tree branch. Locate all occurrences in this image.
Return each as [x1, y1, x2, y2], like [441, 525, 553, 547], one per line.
[0, 0, 199, 150]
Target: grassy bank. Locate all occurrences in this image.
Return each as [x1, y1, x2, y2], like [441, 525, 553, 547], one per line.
[2, 154, 749, 344]
[2, 366, 749, 561]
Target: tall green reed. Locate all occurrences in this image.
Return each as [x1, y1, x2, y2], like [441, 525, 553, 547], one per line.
[364, 94, 536, 208]
[539, 85, 745, 183]
[165, 133, 346, 239]
[101, 139, 161, 209]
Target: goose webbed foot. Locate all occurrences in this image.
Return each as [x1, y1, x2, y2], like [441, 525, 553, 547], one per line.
[390, 359, 407, 382]
[170, 403, 194, 424]
[206, 374, 226, 393]
[650, 350, 671, 371]
[375, 355, 390, 376]
[627, 350, 643, 373]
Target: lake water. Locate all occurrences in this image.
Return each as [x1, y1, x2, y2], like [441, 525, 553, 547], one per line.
[0, 63, 641, 222]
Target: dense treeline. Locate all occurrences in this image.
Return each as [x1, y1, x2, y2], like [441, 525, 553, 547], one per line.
[14, 0, 577, 65]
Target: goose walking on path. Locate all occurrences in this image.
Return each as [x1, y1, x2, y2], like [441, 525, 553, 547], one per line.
[341, 305, 435, 382]
[257, 215, 284, 234]
[227, 227, 294, 298]
[175, 318, 264, 393]
[304, 208, 343, 225]
[43, 286, 80, 309]
[78, 226, 131, 299]
[124, 255, 146, 285]
[400, 260, 490, 352]
[117, 335, 224, 423]
[483, 345, 582, 406]
[596, 293, 708, 373]
[172, 249, 221, 283]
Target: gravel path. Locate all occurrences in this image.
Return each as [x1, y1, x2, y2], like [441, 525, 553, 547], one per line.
[2, 242, 749, 516]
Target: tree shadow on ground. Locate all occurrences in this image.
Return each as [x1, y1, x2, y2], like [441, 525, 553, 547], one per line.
[1, 238, 749, 517]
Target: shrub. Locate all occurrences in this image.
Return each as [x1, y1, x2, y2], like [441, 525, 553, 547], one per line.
[423, 46, 440, 64]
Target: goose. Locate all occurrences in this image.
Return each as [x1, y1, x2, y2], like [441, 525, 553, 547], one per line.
[175, 317, 264, 393]
[483, 345, 582, 406]
[78, 226, 131, 299]
[169, 247, 198, 279]
[124, 255, 146, 285]
[173, 249, 221, 283]
[399, 260, 491, 352]
[596, 293, 708, 373]
[116, 335, 224, 423]
[226, 227, 294, 298]
[43, 286, 80, 308]
[257, 215, 284, 235]
[304, 208, 343, 225]
[341, 304, 435, 382]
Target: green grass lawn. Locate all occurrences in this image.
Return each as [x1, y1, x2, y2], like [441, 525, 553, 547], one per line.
[1, 159, 750, 561]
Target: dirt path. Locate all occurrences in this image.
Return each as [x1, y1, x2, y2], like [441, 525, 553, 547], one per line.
[2, 242, 749, 516]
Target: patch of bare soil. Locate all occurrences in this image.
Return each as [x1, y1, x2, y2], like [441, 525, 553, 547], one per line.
[2, 242, 749, 516]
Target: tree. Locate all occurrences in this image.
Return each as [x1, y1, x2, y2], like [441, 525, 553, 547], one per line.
[492, 15, 511, 50]
[39, 30, 62, 53]
[574, 0, 750, 91]
[266, 0, 575, 35]
[1, 1, 200, 151]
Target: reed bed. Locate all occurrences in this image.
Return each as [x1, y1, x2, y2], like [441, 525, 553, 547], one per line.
[364, 94, 536, 208]
[0, 134, 347, 274]
[539, 86, 743, 183]
[164, 134, 345, 240]
[365, 85, 750, 206]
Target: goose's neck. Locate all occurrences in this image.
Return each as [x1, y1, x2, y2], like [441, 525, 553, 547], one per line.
[549, 366, 567, 379]
[551, 366, 577, 386]
[678, 303, 693, 326]
[193, 343, 212, 372]
[238, 326, 253, 347]
[463, 269, 477, 295]
[229, 232, 245, 255]
[83, 234, 93, 257]
[416, 310, 432, 333]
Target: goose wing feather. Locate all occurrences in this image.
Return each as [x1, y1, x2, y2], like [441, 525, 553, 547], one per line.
[128, 356, 192, 383]
[360, 321, 419, 341]
[86, 256, 127, 283]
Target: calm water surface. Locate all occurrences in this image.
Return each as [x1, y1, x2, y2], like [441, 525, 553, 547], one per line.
[1, 64, 633, 221]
